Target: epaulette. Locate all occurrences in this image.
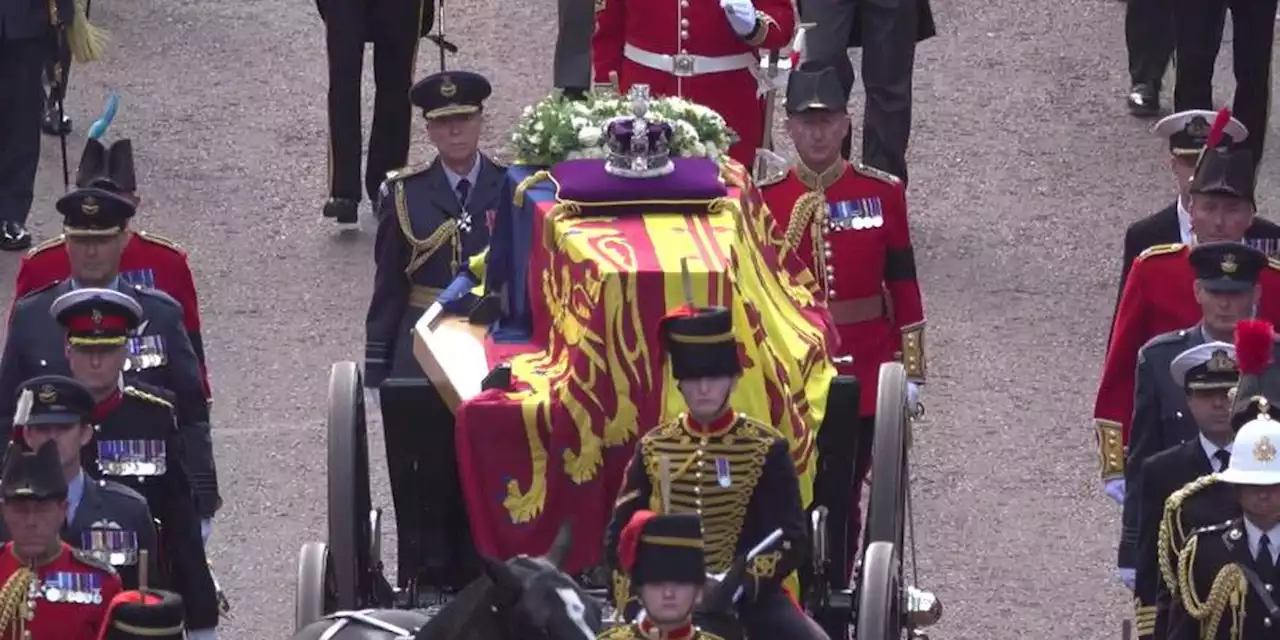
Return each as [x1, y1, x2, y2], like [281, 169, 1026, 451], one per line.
[596, 625, 639, 639]
[852, 162, 903, 186]
[131, 284, 181, 309]
[1136, 243, 1186, 261]
[70, 546, 118, 575]
[738, 414, 787, 442]
[384, 162, 430, 183]
[100, 479, 149, 504]
[16, 279, 62, 302]
[123, 384, 176, 410]
[136, 230, 187, 256]
[1190, 519, 1234, 537]
[24, 234, 65, 258]
[1142, 329, 1192, 351]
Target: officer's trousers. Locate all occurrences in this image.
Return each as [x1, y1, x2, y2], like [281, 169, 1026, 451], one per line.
[1125, 0, 1174, 91]
[554, 0, 594, 90]
[0, 36, 46, 225]
[1173, 0, 1278, 166]
[321, 0, 423, 205]
[800, 0, 918, 184]
[740, 591, 823, 639]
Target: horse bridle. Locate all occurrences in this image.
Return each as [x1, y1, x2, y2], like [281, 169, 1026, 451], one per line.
[315, 610, 421, 640]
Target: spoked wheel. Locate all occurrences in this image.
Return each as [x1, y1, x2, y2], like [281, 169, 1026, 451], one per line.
[294, 542, 337, 632]
[855, 542, 904, 640]
[327, 361, 375, 610]
[865, 362, 909, 546]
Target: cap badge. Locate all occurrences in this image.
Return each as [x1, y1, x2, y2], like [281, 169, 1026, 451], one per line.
[440, 76, 457, 98]
[1255, 435, 1277, 462]
[37, 385, 57, 405]
[1186, 116, 1210, 139]
[1221, 253, 1238, 274]
[81, 197, 99, 217]
[1208, 350, 1237, 372]
[91, 309, 103, 326]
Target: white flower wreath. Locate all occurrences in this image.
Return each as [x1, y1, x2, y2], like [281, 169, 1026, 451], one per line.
[510, 91, 738, 167]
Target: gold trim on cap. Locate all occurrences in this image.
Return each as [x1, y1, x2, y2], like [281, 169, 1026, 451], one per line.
[64, 226, 125, 238]
[668, 330, 734, 345]
[68, 336, 129, 347]
[641, 535, 704, 549]
[424, 104, 480, 120]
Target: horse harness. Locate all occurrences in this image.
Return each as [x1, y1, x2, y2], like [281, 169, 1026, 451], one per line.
[316, 610, 422, 640]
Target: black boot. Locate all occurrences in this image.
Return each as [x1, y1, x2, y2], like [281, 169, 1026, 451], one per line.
[323, 197, 360, 224]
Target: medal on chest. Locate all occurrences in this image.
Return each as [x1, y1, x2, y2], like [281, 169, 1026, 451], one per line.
[97, 439, 168, 477]
[828, 198, 883, 231]
[42, 571, 104, 604]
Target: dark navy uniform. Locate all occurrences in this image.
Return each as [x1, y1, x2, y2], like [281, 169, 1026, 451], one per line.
[598, 512, 726, 640]
[604, 306, 812, 638]
[0, 191, 220, 520]
[318, 0, 433, 221]
[1167, 517, 1280, 640]
[99, 589, 187, 640]
[363, 71, 500, 588]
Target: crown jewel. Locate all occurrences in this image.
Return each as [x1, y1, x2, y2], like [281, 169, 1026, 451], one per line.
[604, 85, 676, 179]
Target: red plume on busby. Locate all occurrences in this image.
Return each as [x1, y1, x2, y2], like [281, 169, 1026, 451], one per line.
[1235, 319, 1274, 376]
[1203, 107, 1232, 151]
[618, 510, 657, 573]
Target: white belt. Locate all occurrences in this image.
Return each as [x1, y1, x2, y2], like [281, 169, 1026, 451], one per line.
[623, 43, 757, 77]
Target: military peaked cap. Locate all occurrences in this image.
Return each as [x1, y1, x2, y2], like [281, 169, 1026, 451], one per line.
[1170, 342, 1238, 391]
[15, 375, 95, 427]
[1189, 241, 1266, 293]
[785, 60, 847, 115]
[660, 306, 742, 380]
[0, 441, 68, 501]
[100, 589, 186, 640]
[51, 287, 144, 347]
[410, 71, 492, 120]
[56, 187, 137, 237]
[1153, 110, 1248, 157]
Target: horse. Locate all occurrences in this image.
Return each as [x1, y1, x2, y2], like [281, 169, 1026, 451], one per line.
[292, 522, 604, 640]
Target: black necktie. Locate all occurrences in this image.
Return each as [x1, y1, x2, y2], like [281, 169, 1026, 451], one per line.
[456, 178, 471, 209]
[1258, 534, 1276, 577]
[1214, 450, 1231, 472]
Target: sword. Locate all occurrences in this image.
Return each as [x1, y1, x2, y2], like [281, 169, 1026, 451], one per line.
[209, 560, 234, 618]
[423, 0, 458, 73]
[46, 0, 70, 189]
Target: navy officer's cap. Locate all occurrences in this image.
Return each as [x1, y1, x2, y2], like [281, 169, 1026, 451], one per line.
[0, 441, 68, 501]
[1189, 241, 1267, 293]
[1169, 342, 1238, 392]
[1153, 110, 1248, 157]
[13, 375, 94, 427]
[50, 287, 144, 347]
[55, 186, 137, 237]
[410, 71, 492, 120]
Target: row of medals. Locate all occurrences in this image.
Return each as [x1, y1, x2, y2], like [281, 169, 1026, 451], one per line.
[32, 572, 105, 605]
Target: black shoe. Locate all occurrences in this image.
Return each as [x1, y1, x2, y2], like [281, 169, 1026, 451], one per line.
[0, 222, 32, 252]
[1127, 84, 1160, 118]
[40, 104, 71, 137]
[562, 87, 588, 101]
[323, 197, 360, 224]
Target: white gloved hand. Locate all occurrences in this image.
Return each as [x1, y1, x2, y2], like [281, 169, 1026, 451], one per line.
[186, 629, 220, 640]
[906, 381, 921, 412]
[1104, 478, 1125, 505]
[720, 0, 758, 37]
[201, 519, 213, 545]
[1115, 567, 1136, 591]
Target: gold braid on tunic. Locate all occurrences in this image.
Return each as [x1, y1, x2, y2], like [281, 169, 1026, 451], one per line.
[1176, 534, 1248, 640]
[395, 181, 460, 276]
[0, 566, 35, 639]
[780, 162, 845, 298]
[1159, 475, 1220, 598]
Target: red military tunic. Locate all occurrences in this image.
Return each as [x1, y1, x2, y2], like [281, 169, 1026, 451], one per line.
[0, 542, 122, 640]
[592, 0, 795, 168]
[11, 232, 211, 399]
[1093, 242, 1280, 479]
[759, 160, 926, 415]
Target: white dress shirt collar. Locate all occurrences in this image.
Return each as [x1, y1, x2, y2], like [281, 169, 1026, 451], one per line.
[1199, 434, 1232, 472]
[1178, 197, 1194, 246]
[1242, 517, 1280, 563]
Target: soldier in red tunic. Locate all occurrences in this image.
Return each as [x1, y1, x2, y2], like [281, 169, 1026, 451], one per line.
[1094, 109, 1280, 504]
[9, 138, 209, 399]
[758, 60, 925, 586]
[591, 0, 795, 168]
[0, 440, 122, 640]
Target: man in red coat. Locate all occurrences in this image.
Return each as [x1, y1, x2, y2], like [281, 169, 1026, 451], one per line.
[1094, 123, 1280, 504]
[10, 138, 210, 400]
[0, 440, 123, 640]
[592, 0, 795, 168]
[758, 61, 925, 586]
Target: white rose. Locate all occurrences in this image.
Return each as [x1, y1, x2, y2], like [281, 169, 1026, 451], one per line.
[522, 106, 534, 117]
[691, 142, 708, 157]
[571, 117, 589, 129]
[578, 127, 602, 146]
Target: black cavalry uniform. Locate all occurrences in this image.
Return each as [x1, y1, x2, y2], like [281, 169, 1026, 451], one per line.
[0, 195, 219, 520]
[604, 306, 812, 639]
[1173, 0, 1278, 166]
[318, 0, 434, 222]
[0, 0, 75, 248]
[363, 71, 499, 589]
[597, 512, 726, 640]
[99, 589, 188, 640]
[797, 0, 936, 184]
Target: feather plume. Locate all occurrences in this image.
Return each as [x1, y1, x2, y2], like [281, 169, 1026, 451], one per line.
[1204, 107, 1232, 151]
[87, 93, 120, 140]
[617, 510, 657, 573]
[67, 0, 109, 64]
[1235, 319, 1274, 375]
[12, 389, 32, 427]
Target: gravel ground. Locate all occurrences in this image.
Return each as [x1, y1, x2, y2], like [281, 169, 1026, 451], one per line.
[0, 0, 1263, 637]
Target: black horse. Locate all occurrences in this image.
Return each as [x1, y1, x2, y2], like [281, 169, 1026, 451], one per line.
[293, 524, 604, 640]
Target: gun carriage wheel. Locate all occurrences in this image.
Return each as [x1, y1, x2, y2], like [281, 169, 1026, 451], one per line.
[294, 542, 337, 632]
[855, 542, 904, 640]
[326, 361, 378, 610]
[865, 362, 909, 546]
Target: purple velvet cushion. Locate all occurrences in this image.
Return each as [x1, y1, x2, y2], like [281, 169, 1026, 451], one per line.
[550, 158, 728, 216]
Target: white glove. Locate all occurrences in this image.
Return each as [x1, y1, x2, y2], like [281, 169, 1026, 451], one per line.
[720, 0, 757, 37]
[1115, 567, 1136, 591]
[906, 381, 921, 412]
[201, 519, 213, 545]
[187, 629, 220, 640]
[1104, 478, 1125, 505]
